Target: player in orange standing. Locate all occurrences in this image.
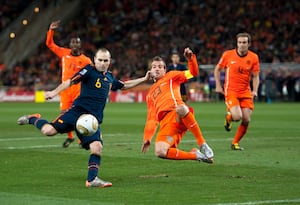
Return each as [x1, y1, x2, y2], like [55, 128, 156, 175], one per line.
[46, 20, 92, 148]
[141, 47, 214, 163]
[214, 32, 260, 150]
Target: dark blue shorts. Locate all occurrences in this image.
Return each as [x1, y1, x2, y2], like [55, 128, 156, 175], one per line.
[51, 106, 103, 150]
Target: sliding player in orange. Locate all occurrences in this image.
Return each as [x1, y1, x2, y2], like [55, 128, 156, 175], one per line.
[46, 20, 92, 148]
[141, 47, 214, 163]
[214, 32, 260, 150]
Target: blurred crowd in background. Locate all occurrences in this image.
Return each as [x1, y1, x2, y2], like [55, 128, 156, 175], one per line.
[0, 0, 300, 102]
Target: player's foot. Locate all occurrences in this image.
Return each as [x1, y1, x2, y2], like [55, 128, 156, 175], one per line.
[190, 148, 213, 164]
[231, 143, 244, 151]
[62, 138, 75, 148]
[199, 143, 214, 163]
[85, 177, 112, 188]
[224, 112, 232, 132]
[17, 113, 41, 125]
[78, 139, 83, 148]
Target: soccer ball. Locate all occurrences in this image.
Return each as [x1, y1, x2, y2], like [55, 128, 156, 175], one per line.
[76, 114, 99, 136]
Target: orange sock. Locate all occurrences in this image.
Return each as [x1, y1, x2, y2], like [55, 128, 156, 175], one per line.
[166, 148, 197, 160]
[232, 124, 248, 144]
[226, 112, 232, 121]
[181, 112, 205, 146]
[67, 131, 74, 139]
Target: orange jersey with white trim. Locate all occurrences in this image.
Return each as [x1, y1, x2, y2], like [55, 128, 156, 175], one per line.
[217, 49, 260, 98]
[143, 70, 194, 142]
[143, 55, 198, 142]
[46, 30, 92, 81]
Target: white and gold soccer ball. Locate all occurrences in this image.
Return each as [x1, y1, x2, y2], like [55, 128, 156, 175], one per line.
[76, 114, 99, 136]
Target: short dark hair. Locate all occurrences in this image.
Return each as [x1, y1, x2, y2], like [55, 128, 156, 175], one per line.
[149, 56, 166, 69]
[236, 32, 251, 43]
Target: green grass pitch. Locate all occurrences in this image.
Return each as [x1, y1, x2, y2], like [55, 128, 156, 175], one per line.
[0, 102, 299, 205]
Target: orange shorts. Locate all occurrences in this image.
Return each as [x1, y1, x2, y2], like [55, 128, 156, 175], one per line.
[225, 94, 254, 110]
[155, 110, 186, 148]
[59, 84, 80, 111]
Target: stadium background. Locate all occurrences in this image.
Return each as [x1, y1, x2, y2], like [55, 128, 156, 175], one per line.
[0, 0, 299, 102]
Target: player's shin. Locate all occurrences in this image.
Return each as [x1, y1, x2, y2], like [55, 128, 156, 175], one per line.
[181, 112, 205, 145]
[166, 148, 197, 160]
[87, 154, 101, 182]
[31, 118, 49, 130]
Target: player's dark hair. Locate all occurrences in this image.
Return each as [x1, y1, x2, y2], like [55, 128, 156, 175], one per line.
[236, 32, 251, 43]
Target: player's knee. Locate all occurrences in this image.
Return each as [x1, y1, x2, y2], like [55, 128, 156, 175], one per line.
[176, 105, 189, 118]
[231, 113, 242, 121]
[242, 117, 250, 125]
[41, 124, 57, 136]
[154, 148, 167, 158]
[90, 141, 103, 156]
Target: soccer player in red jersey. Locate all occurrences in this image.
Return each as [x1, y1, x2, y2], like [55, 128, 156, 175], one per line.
[46, 20, 92, 148]
[141, 47, 214, 163]
[214, 32, 260, 150]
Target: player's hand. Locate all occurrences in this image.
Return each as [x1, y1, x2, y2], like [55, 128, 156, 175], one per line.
[145, 71, 153, 81]
[184, 47, 193, 60]
[215, 86, 224, 95]
[141, 140, 151, 153]
[49, 20, 60, 30]
[251, 91, 257, 99]
[44, 91, 56, 100]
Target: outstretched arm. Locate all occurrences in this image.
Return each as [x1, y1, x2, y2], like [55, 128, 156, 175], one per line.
[141, 99, 158, 153]
[46, 20, 61, 51]
[45, 79, 71, 100]
[122, 71, 152, 90]
[49, 20, 60, 30]
[184, 47, 199, 77]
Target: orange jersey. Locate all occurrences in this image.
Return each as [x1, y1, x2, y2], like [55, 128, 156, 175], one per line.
[217, 49, 260, 98]
[46, 30, 92, 110]
[46, 30, 92, 81]
[143, 55, 198, 142]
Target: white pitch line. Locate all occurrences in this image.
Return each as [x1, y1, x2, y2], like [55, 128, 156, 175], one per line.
[5, 145, 60, 149]
[0, 135, 298, 150]
[211, 198, 300, 205]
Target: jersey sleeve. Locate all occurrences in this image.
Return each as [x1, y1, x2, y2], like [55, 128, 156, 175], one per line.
[111, 80, 124, 91]
[70, 66, 89, 85]
[187, 54, 199, 77]
[46, 29, 70, 58]
[217, 51, 228, 69]
[252, 53, 260, 74]
[143, 96, 159, 142]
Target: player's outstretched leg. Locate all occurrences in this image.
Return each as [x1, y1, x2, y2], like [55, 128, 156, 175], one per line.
[17, 113, 41, 125]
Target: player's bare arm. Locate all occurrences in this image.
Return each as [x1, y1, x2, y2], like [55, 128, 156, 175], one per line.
[45, 79, 71, 100]
[214, 64, 224, 95]
[122, 71, 152, 90]
[251, 73, 260, 98]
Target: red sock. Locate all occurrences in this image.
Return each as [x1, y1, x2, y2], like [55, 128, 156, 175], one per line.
[166, 148, 197, 160]
[67, 131, 74, 139]
[232, 124, 248, 144]
[181, 112, 205, 146]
